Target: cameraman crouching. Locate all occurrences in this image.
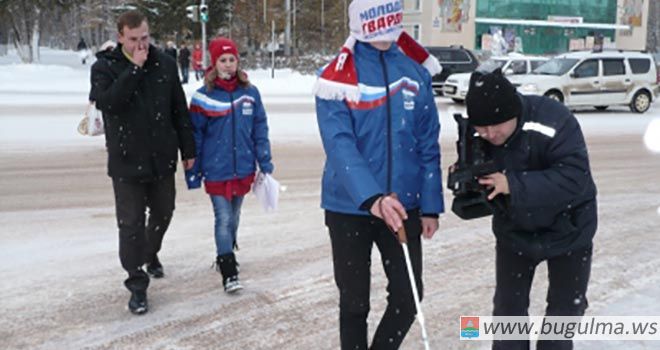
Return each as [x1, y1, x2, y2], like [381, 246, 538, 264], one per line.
[464, 69, 598, 350]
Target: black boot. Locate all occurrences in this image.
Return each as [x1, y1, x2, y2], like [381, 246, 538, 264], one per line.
[128, 290, 148, 315]
[146, 254, 164, 278]
[216, 253, 243, 294]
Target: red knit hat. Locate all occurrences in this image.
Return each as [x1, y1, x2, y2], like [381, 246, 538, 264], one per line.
[208, 37, 238, 68]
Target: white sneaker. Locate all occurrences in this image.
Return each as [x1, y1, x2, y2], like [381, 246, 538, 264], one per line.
[224, 276, 243, 294]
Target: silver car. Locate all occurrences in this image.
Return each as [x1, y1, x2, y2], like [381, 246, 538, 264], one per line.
[513, 50, 658, 113]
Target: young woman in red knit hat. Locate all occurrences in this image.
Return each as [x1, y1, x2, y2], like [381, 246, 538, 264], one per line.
[185, 37, 274, 294]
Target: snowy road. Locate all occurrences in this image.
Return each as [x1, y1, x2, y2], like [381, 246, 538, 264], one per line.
[2, 107, 660, 350]
[1, 49, 660, 349]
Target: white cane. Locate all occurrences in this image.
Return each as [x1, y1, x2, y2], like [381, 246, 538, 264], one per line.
[396, 225, 431, 350]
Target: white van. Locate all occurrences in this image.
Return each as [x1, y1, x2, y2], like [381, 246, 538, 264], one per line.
[512, 50, 659, 113]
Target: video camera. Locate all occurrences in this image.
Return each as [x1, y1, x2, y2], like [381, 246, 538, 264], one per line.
[447, 113, 504, 220]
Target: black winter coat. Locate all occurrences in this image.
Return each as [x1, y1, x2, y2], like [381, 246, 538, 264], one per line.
[178, 47, 190, 67]
[489, 95, 597, 259]
[164, 47, 177, 61]
[89, 44, 195, 181]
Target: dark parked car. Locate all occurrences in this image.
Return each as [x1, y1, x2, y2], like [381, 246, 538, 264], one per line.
[426, 46, 480, 95]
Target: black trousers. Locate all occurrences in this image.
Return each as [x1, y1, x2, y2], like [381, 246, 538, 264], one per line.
[326, 210, 423, 350]
[492, 242, 593, 350]
[112, 175, 175, 292]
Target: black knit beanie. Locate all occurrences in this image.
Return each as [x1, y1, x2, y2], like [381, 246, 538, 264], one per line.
[465, 68, 522, 126]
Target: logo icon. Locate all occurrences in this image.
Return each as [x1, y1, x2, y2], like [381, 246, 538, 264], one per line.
[242, 101, 253, 116]
[460, 316, 480, 339]
[402, 88, 415, 110]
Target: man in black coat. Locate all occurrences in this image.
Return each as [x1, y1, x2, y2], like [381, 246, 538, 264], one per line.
[164, 40, 177, 61]
[464, 69, 597, 350]
[178, 43, 191, 84]
[89, 10, 195, 315]
[77, 38, 89, 64]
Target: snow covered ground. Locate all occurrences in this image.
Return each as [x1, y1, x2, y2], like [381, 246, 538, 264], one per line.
[1, 48, 660, 349]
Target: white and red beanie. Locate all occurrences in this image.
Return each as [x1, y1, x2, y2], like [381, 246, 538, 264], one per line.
[349, 0, 404, 42]
[314, 0, 442, 102]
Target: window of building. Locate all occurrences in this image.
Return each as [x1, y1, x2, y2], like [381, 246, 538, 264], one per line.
[474, 0, 618, 55]
[602, 59, 625, 76]
[476, 0, 616, 24]
[404, 0, 421, 11]
[574, 59, 598, 78]
[475, 23, 614, 55]
[404, 24, 421, 41]
[628, 58, 651, 74]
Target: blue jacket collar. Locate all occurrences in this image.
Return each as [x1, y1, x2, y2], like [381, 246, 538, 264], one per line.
[354, 41, 399, 59]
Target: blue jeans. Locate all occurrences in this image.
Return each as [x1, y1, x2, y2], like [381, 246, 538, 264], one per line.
[180, 66, 189, 84]
[210, 195, 244, 256]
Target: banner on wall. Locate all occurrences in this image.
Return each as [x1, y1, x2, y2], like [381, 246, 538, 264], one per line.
[585, 36, 595, 49]
[569, 38, 585, 51]
[620, 0, 643, 27]
[548, 16, 583, 24]
[618, 0, 643, 36]
[435, 0, 470, 32]
[481, 34, 493, 51]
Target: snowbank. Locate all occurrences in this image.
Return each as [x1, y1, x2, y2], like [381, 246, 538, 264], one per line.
[644, 118, 660, 153]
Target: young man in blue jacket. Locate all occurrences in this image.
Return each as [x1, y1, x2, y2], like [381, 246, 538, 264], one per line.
[314, 1, 444, 348]
[464, 69, 598, 350]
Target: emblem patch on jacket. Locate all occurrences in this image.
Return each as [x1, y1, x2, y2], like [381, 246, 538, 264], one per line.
[242, 101, 253, 116]
[403, 88, 415, 110]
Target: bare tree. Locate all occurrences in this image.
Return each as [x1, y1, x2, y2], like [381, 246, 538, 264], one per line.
[0, 0, 79, 62]
[0, 0, 352, 68]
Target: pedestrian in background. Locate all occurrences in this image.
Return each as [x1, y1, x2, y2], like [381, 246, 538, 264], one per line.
[77, 37, 90, 64]
[178, 42, 191, 84]
[192, 42, 204, 81]
[164, 40, 177, 61]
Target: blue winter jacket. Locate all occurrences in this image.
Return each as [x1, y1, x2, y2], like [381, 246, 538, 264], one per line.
[316, 41, 444, 216]
[489, 94, 597, 258]
[185, 84, 273, 189]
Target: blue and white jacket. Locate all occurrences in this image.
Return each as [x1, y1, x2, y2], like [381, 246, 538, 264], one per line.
[316, 41, 444, 216]
[185, 84, 273, 189]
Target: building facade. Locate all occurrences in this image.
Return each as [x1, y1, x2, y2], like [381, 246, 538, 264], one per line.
[403, 0, 650, 54]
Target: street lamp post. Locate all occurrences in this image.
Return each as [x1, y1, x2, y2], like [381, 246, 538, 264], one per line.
[263, 0, 267, 24]
[200, 0, 207, 68]
[344, 0, 348, 38]
[293, 0, 296, 55]
[285, 0, 291, 56]
[271, 20, 275, 78]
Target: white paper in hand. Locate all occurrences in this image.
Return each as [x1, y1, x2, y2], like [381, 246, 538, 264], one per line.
[253, 172, 280, 212]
